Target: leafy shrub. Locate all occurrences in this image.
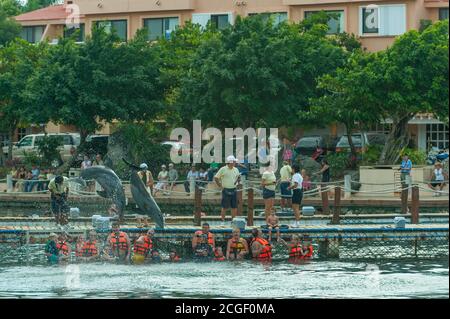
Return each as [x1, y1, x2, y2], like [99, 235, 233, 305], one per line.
[36, 135, 63, 167]
[361, 144, 383, 165]
[325, 152, 351, 178]
[399, 148, 427, 165]
[22, 151, 41, 169]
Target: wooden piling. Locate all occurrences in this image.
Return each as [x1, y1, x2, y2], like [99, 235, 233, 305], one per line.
[331, 186, 341, 225]
[194, 186, 202, 226]
[321, 187, 330, 215]
[411, 185, 420, 224]
[247, 188, 254, 226]
[237, 184, 243, 216]
[401, 188, 408, 214]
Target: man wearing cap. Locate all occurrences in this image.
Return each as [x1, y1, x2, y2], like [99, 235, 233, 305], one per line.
[48, 175, 70, 225]
[214, 155, 241, 223]
[137, 163, 154, 195]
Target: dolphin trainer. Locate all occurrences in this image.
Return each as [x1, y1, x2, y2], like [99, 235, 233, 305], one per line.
[79, 166, 126, 221]
[123, 158, 165, 229]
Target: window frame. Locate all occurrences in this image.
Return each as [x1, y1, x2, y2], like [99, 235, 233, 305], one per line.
[64, 23, 85, 42]
[304, 10, 345, 34]
[21, 25, 45, 43]
[95, 19, 128, 41]
[359, 4, 406, 37]
[143, 17, 179, 41]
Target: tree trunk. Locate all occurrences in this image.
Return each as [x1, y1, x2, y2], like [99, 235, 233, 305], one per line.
[345, 124, 358, 168]
[378, 116, 411, 165]
[8, 127, 15, 162]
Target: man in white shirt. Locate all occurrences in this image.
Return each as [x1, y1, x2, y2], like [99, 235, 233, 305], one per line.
[214, 155, 241, 223]
[287, 164, 303, 227]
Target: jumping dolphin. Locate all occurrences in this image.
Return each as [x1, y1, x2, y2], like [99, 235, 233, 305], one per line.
[123, 159, 165, 229]
[79, 166, 126, 221]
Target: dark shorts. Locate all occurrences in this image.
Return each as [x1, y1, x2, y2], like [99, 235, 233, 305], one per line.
[431, 181, 444, 187]
[280, 182, 292, 198]
[263, 188, 276, 199]
[221, 188, 237, 209]
[292, 189, 303, 205]
[51, 194, 69, 215]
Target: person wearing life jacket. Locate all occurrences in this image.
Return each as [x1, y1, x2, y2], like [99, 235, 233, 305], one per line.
[279, 235, 304, 262]
[213, 247, 226, 261]
[193, 234, 213, 262]
[169, 249, 181, 262]
[80, 230, 100, 262]
[226, 228, 249, 260]
[56, 232, 71, 263]
[75, 235, 85, 258]
[132, 229, 154, 265]
[250, 228, 272, 262]
[107, 223, 131, 263]
[300, 235, 314, 260]
[192, 223, 215, 251]
[137, 163, 154, 195]
[150, 249, 162, 263]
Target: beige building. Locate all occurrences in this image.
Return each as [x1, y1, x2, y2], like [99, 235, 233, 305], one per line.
[9, 0, 449, 149]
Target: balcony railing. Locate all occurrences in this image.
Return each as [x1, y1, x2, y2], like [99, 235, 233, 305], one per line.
[72, 0, 195, 15]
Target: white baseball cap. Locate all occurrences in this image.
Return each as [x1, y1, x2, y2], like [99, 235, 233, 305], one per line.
[140, 163, 148, 169]
[226, 155, 237, 163]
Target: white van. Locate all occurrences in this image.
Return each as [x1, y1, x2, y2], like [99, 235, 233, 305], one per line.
[2, 133, 80, 162]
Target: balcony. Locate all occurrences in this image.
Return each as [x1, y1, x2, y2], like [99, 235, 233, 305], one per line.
[282, 0, 385, 5]
[424, 0, 449, 8]
[72, 0, 195, 15]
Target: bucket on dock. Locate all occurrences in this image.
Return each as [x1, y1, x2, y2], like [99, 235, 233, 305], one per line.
[92, 215, 111, 231]
[70, 208, 80, 218]
[302, 206, 315, 216]
[394, 217, 406, 229]
[232, 217, 247, 231]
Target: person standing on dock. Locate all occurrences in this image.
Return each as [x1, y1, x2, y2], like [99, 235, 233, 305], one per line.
[138, 163, 154, 195]
[399, 155, 413, 189]
[184, 165, 199, 195]
[261, 164, 277, 219]
[48, 175, 70, 225]
[168, 163, 179, 192]
[280, 161, 293, 213]
[214, 155, 241, 223]
[287, 164, 303, 228]
[107, 223, 131, 263]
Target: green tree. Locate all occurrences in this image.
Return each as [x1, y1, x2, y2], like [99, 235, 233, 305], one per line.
[0, 39, 43, 160]
[0, 0, 22, 17]
[178, 14, 351, 129]
[0, 8, 21, 46]
[22, 0, 59, 13]
[26, 27, 164, 145]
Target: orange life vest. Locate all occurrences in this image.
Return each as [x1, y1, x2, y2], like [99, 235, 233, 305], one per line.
[81, 240, 98, 257]
[57, 241, 69, 256]
[213, 249, 226, 261]
[170, 255, 181, 262]
[289, 244, 303, 259]
[301, 245, 313, 259]
[252, 237, 272, 261]
[110, 231, 129, 251]
[133, 236, 153, 256]
[195, 231, 214, 246]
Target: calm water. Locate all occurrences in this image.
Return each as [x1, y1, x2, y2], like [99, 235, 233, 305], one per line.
[0, 245, 448, 298]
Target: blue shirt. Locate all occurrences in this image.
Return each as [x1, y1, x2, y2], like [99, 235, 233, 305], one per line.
[400, 159, 412, 173]
[31, 168, 40, 179]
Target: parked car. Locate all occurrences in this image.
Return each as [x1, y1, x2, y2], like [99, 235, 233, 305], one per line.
[84, 134, 109, 157]
[335, 133, 370, 153]
[2, 133, 80, 162]
[367, 133, 387, 146]
[295, 135, 338, 157]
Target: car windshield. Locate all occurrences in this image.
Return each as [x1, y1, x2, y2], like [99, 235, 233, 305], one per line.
[297, 137, 321, 148]
[338, 135, 363, 147]
[18, 136, 33, 147]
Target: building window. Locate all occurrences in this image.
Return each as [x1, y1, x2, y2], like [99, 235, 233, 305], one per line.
[248, 12, 288, 26]
[360, 5, 406, 36]
[192, 13, 232, 30]
[304, 10, 344, 34]
[64, 24, 85, 42]
[426, 124, 449, 150]
[211, 14, 231, 30]
[143, 17, 179, 41]
[20, 26, 45, 43]
[96, 20, 127, 41]
[367, 123, 392, 134]
[439, 8, 449, 20]
[17, 128, 31, 141]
